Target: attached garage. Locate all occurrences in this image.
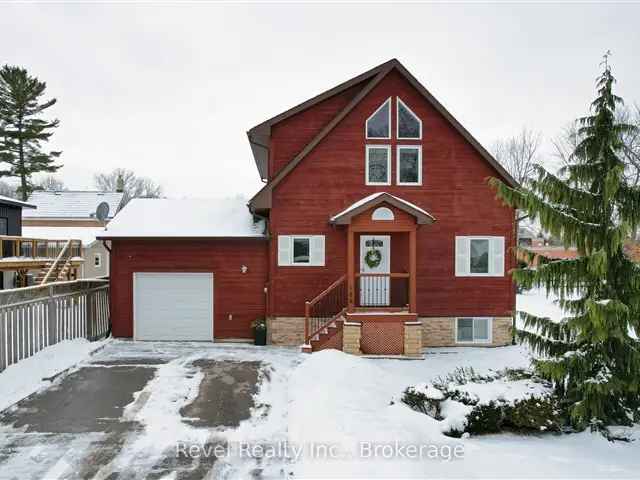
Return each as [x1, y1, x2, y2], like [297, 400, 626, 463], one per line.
[134, 272, 214, 341]
[99, 198, 269, 341]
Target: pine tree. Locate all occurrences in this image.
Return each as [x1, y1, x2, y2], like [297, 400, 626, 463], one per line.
[490, 54, 640, 431]
[0, 65, 62, 201]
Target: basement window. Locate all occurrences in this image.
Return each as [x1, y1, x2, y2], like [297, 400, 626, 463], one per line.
[456, 317, 492, 343]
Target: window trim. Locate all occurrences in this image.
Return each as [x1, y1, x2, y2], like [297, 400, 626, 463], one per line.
[365, 144, 392, 186]
[455, 236, 505, 277]
[291, 236, 311, 265]
[396, 97, 422, 140]
[94, 253, 102, 268]
[455, 317, 493, 344]
[365, 97, 392, 140]
[396, 145, 422, 186]
[278, 235, 325, 267]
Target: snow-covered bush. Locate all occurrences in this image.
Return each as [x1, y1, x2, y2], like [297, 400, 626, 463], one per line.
[402, 382, 445, 419]
[402, 367, 560, 436]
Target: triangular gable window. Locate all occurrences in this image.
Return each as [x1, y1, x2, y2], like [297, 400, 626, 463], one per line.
[397, 98, 422, 139]
[366, 98, 391, 139]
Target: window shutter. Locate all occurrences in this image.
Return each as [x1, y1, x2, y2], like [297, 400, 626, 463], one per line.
[490, 237, 505, 276]
[278, 235, 292, 266]
[455, 237, 470, 276]
[310, 235, 325, 266]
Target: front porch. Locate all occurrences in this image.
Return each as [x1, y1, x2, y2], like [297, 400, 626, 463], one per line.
[302, 192, 435, 355]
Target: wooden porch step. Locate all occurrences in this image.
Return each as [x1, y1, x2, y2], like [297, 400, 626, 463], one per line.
[306, 318, 345, 353]
[344, 311, 418, 322]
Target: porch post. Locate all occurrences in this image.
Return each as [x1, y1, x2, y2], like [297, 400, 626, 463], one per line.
[347, 225, 355, 312]
[409, 228, 417, 313]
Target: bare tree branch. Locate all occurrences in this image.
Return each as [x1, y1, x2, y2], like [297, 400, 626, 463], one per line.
[492, 127, 542, 185]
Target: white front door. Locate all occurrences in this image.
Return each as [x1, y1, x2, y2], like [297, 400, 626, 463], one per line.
[360, 235, 391, 306]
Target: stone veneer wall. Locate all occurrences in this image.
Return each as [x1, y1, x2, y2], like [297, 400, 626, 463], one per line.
[421, 317, 513, 347]
[342, 322, 362, 355]
[268, 317, 305, 345]
[403, 322, 422, 356]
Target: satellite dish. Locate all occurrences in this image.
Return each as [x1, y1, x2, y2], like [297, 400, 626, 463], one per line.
[96, 202, 110, 222]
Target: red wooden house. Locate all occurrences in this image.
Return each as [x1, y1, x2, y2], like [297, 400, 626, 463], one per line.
[100, 59, 517, 355]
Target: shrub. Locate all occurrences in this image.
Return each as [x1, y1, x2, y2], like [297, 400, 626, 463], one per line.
[504, 397, 562, 432]
[465, 402, 505, 435]
[402, 383, 444, 419]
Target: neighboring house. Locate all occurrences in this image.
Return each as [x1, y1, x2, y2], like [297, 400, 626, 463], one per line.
[517, 226, 536, 247]
[23, 191, 124, 279]
[99, 59, 518, 354]
[0, 195, 36, 289]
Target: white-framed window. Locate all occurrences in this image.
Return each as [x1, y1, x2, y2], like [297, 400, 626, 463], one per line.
[397, 98, 422, 140]
[396, 145, 422, 185]
[456, 317, 492, 344]
[365, 145, 391, 185]
[365, 98, 391, 139]
[94, 253, 102, 268]
[455, 236, 505, 277]
[278, 235, 325, 266]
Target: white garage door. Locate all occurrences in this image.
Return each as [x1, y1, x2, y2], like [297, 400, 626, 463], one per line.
[134, 272, 214, 341]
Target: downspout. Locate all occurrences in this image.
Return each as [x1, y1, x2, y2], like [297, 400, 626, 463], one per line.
[102, 240, 113, 338]
[249, 203, 271, 330]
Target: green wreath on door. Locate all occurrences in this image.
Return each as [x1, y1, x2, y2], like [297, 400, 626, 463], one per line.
[364, 248, 383, 269]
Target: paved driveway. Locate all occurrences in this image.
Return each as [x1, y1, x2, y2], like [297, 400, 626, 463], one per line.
[0, 341, 300, 480]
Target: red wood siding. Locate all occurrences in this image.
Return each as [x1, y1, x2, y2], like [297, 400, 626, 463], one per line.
[269, 80, 368, 179]
[110, 239, 268, 339]
[268, 69, 516, 318]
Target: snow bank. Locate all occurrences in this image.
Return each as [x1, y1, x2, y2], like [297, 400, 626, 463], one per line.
[0, 338, 109, 412]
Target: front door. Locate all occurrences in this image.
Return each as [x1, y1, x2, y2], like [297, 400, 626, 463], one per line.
[360, 235, 390, 306]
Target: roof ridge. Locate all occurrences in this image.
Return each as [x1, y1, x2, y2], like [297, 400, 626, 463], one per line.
[248, 59, 517, 210]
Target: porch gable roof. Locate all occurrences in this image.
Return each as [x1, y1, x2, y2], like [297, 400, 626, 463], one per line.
[329, 192, 436, 225]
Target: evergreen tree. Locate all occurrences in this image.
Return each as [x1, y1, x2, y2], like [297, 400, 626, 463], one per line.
[0, 65, 62, 201]
[490, 54, 640, 431]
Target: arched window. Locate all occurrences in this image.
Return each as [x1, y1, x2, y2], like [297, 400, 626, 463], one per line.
[372, 207, 395, 221]
[397, 98, 422, 139]
[366, 98, 391, 139]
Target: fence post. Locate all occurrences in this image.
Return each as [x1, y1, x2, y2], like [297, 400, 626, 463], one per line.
[0, 310, 6, 372]
[47, 285, 56, 346]
[85, 289, 94, 341]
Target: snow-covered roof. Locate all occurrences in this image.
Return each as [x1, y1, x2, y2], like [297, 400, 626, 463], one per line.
[22, 226, 105, 247]
[23, 191, 124, 219]
[98, 197, 266, 238]
[0, 195, 36, 209]
[330, 192, 435, 225]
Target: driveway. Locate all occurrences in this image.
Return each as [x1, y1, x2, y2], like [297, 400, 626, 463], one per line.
[0, 341, 301, 480]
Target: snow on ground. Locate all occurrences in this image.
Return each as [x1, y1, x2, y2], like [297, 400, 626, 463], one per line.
[1, 288, 638, 478]
[0, 337, 110, 412]
[285, 288, 639, 478]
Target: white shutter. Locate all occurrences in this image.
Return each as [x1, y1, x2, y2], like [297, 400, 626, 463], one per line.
[278, 235, 292, 266]
[310, 235, 325, 266]
[490, 237, 505, 276]
[455, 236, 470, 276]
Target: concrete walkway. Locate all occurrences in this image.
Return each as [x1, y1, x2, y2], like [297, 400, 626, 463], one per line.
[0, 341, 300, 480]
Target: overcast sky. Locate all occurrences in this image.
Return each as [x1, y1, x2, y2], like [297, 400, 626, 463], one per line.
[1, 3, 639, 199]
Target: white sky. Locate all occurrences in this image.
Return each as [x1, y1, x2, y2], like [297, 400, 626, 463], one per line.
[1, 3, 638, 199]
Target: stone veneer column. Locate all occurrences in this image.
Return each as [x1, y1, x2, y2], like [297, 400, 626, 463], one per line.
[403, 321, 423, 357]
[342, 322, 362, 355]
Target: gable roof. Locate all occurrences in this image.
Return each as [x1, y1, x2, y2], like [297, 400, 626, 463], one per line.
[247, 59, 517, 211]
[330, 192, 436, 225]
[23, 191, 124, 219]
[0, 195, 36, 209]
